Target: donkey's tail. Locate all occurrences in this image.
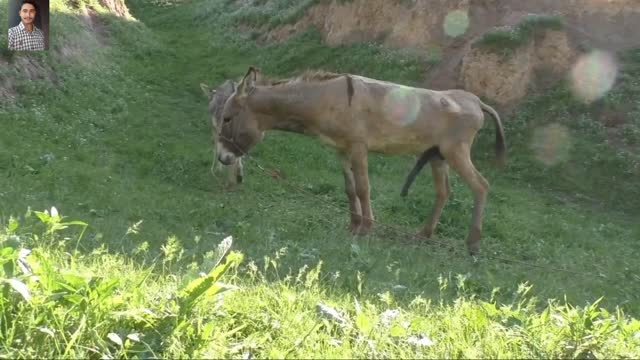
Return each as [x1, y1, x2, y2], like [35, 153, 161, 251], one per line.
[479, 100, 506, 166]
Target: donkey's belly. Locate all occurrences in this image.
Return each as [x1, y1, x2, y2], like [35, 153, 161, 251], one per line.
[363, 116, 435, 154]
[367, 134, 429, 154]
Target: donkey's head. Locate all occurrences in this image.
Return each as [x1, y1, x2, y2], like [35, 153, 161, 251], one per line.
[202, 79, 236, 137]
[201, 79, 239, 171]
[218, 66, 266, 165]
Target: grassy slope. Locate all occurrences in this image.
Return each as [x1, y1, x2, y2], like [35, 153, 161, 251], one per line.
[0, 0, 639, 357]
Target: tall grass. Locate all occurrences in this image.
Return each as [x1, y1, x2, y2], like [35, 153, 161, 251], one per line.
[1, 208, 638, 358]
[0, 207, 243, 358]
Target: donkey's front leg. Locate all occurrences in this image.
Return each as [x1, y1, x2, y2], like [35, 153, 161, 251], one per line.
[235, 157, 244, 184]
[210, 132, 224, 176]
[349, 143, 373, 235]
[227, 160, 238, 186]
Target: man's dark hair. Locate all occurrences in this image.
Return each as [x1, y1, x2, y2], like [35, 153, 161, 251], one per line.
[20, 0, 38, 12]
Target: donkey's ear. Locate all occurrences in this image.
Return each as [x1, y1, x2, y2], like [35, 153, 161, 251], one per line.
[222, 79, 236, 94]
[238, 66, 260, 96]
[200, 83, 214, 99]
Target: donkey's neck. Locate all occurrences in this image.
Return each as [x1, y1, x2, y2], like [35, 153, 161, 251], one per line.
[249, 85, 319, 130]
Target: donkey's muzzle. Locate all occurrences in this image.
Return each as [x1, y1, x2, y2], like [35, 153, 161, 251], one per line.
[218, 153, 235, 166]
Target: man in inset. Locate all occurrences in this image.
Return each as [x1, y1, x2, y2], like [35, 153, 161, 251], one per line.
[8, 0, 45, 51]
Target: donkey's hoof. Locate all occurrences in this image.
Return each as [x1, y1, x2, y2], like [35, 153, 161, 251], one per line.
[420, 228, 434, 239]
[467, 243, 480, 256]
[466, 227, 481, 256]
[399, 232, 423, 244]
[410, 232, 426, 242]
[409, 227, 433, 241]
[236, 175, 243, 184]
[347, 222, 361, 234]
[355, 224, 372, 236]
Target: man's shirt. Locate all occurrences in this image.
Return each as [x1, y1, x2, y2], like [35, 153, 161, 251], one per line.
[8, 22, 45, 51]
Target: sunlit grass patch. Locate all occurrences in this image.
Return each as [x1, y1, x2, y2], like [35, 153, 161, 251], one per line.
[1, 209, 639, 358]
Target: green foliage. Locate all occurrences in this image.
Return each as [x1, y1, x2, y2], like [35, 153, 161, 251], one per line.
[0, 208, 243, 358]
[178, 237, 243, 316]
[2, 215, 638, 357]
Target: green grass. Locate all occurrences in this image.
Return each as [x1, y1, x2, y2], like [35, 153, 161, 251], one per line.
[1, 0, 639, 357]
[220, 0, 414, 31]
[220, 0, 351, 29]
[474, 14, 565, 54]
[2, 210, 639, 358]
[221, 0, 324, 29]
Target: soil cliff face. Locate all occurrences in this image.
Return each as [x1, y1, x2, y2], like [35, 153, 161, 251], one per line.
[460, 29, 576, 106]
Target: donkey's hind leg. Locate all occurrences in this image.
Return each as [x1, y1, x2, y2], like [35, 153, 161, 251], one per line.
[417, 158, 450, 239]
[348, 144, 373, 235]
[340, 154, 362, 233]
[441, 143, 489, 255]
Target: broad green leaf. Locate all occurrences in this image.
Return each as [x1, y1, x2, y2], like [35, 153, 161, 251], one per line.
[34, 211, 51, 224]
[201, 322, 216, 340]
[7, 217, 19, 233]
[59, 271, 90, 291]
[178, 250, 243, 313]
[389, 324, 407, 337]
[63, 294, 85, 305]
[356, 312, 373, 334]
[96, 278, 120, 299]
[0, 246, 17, 259]
[208, 251, 243, 282]
[1, 248, 17, 278]
[179, 276, 216, 311]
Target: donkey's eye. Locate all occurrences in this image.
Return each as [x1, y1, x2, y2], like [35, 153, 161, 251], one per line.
[223, 117, 232, 123]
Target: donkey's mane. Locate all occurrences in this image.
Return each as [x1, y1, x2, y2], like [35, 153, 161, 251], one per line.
[240, 69, 354, 105]
[255, 69, 346, 87]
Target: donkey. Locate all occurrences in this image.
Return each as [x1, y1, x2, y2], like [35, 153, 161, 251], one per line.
[218, 66, 506, 255]
[203, 81, 450, 196]
[201, 77, 320, 186]
[202, 82, 443, 193]
[201, 80, 244, 186]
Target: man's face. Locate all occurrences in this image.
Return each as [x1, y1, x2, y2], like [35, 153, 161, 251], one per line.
[19, 3, 36, 25]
